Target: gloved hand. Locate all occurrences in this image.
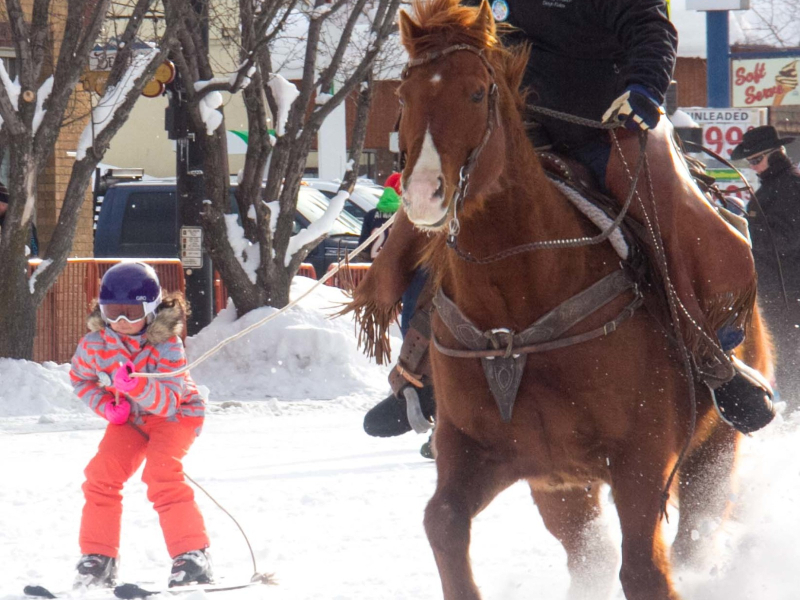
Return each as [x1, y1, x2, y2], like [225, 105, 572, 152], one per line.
[104, 398, 131, 425]
[113, 360, 138, 393]
[602, 84, 663, 131]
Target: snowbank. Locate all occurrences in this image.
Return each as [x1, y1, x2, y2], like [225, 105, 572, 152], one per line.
[0, 359, 85, 418]
[187, 276, 398, 401]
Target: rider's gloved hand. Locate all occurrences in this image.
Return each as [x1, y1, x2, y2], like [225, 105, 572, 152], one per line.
[602, 85, 664, 131]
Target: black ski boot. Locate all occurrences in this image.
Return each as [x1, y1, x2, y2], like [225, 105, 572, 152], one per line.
[712, 356, 776, 434]
[168, 549, 213, 587]
[364, 385, 436, 437]
[74, 554, 118, 588]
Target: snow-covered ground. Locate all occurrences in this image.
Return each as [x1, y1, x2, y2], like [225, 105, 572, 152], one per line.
[2, 278, 800, 600]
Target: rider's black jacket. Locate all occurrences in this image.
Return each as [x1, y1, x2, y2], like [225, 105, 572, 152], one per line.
[461, 0, 677, 148]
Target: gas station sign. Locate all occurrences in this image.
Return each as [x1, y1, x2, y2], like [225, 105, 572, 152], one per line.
[682, 107, 768, 199]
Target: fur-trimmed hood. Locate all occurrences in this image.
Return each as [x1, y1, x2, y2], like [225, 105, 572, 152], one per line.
[87, 299, 186, 345]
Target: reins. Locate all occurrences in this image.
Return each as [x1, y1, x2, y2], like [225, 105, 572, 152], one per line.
[401, 44, 647, 263]
[445, 127, 647, 263]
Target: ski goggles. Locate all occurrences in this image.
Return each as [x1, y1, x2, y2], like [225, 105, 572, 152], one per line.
[100, 303, 147, 324]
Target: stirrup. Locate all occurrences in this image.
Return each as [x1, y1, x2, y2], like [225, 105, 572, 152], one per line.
[403, 387, 433, 434]
[710, 356, 775, 434]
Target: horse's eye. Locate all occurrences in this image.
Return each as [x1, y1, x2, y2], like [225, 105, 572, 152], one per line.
[471, 89, 485, 103]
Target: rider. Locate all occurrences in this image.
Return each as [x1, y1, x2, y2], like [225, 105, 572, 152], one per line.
[473, 0, 676, 185]
[463, 0, 773, 432]
[361, 0, 773, 438]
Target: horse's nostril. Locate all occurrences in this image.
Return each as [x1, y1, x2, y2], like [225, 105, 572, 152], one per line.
[434, 176, 445, 199]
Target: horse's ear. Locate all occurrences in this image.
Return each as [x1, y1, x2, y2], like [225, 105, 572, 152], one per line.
[399, 9, 424, 47]
[471, 0, 496, 37]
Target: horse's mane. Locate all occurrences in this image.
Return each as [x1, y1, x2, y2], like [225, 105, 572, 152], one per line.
[403, 0, 530, 116]
[404, 0, 499, 55]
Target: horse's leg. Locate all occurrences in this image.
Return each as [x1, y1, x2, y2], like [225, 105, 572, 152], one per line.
[424, 418, 513, 600]
[672, 418, 739, 569]
[611, 449, 681, 600]
[530, 485, 618, 600]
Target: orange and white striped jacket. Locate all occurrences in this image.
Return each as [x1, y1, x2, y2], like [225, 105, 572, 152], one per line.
[70, 301, 205, 424]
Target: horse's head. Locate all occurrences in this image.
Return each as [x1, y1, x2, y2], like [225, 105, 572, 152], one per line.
[397, 0, 527, 231]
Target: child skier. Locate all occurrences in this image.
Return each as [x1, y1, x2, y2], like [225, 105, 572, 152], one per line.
[70, 262, 211, 588]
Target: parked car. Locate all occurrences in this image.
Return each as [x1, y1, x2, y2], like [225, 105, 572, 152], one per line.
[94, 179, 361, 278]
[302, 179, 383, 221]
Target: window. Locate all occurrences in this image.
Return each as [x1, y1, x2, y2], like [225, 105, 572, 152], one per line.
[297, 188, 361, 236]
[358, 150, 377, 180]
[120, 192, 177, 249]
[343, 199, 366, 221]
[0, 50, 18, 82]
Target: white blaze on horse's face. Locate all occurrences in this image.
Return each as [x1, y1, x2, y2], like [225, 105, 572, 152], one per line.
[404, 128, 448, 229]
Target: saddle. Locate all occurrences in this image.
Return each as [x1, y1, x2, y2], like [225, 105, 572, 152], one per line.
[538, 124, 757, 387]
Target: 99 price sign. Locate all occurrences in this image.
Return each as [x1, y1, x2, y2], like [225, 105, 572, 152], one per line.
[703, 123, 749, 158]
[684, 108, 769, 159]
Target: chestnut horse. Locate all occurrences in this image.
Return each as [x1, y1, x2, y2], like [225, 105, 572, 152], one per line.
[388, 1, 773, 599]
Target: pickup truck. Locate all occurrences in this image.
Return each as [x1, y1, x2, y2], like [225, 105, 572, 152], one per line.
[94, 179, 362, 278]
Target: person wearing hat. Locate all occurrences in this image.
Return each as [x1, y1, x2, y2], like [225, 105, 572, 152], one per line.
[732, 125, 800, 400]
[358, 173, 402, 261]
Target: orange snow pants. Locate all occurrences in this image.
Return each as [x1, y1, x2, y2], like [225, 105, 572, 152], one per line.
[80, 416, 208, 559]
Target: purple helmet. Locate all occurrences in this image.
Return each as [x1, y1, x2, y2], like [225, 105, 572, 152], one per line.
[99, 262, 162, 319]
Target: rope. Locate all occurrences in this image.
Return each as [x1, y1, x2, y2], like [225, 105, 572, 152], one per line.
[448, 130, 646, 263]
[125, 422, 272, 583]
[133, 212, 397, 380]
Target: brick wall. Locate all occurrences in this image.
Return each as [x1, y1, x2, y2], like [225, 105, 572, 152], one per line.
[674, 57, 708, 108]
[10, 0, 95, 257]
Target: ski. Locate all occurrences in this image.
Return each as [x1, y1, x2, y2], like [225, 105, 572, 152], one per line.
[25, 581, 265, 600]
[23, 585, 117, 599]
[114, 582, 264, 598]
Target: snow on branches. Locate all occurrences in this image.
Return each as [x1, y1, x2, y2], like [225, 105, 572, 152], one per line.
[76, 47, 159, 161]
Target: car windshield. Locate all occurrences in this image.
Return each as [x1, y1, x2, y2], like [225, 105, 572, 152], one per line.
[297, 188, 361, 236]
[352, 186, 382, 208]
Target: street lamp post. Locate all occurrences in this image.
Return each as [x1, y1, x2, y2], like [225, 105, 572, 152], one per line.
[167, 0, 214, 335]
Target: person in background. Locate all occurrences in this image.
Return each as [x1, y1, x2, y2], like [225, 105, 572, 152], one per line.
[70, 262, 211, 589]
[732, 126, 800, 400]
[359, 172, 428, 338]
[358, 172, 402, 261]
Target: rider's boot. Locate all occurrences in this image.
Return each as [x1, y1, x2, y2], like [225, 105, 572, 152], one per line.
[364, 384, 436, 438]
[711, 354, 775, 434]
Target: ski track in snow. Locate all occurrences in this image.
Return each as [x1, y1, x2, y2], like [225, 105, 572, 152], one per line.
[3, 407, 800, 600]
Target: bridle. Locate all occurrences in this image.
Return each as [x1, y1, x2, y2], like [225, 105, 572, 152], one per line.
[399, 44, 499, 238]
[399, 43, 645, 261]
